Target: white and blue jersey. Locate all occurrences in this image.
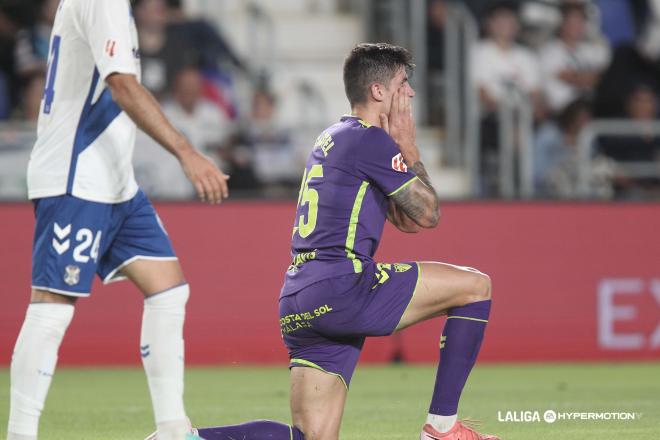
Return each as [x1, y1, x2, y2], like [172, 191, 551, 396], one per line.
[28, 0, 140, 203]
[28, 0, 176, 296]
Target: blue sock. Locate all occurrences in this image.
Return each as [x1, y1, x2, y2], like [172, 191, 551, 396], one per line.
[429, 299, 491, 416]
[197, 420, 305, 440]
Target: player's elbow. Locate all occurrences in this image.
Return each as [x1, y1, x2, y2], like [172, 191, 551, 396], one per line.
[416, 198, 440, 228]
[106, 73, 137, 106]
[417, 207, 440, 229]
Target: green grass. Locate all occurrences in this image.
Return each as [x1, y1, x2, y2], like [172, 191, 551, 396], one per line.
[0, 363, 658, 439]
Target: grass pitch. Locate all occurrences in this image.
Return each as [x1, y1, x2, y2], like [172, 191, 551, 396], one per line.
[0, 363, 658, 439]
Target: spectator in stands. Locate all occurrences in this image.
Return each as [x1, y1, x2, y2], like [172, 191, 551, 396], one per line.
[0, 9, 16, 119]
[427, 0, 447, 74]
[163, 67, 232, 153]
[166, 0, 244, 73]
[229, 87, 302, 195]
[534, 98, 613, 198]
[472, 1, 544, 119]
[1, 0, 37, 119]
[594, 0, 660, 118]
[133, 0, 198, 98]
[598, 83, 660, 198]
[539, 1, 611, 114]
[13, 0, 59, 121]
[472, 1, 545, 195]
[596, 0, 638, 48]
[426, 0, 447, 125]
[134, 67, 230, 199]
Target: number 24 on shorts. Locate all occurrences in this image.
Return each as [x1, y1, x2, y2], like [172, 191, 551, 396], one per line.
[293, 164, 323, 238]
[52, 223, 103, 264]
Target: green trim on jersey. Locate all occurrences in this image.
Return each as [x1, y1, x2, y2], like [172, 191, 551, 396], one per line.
[346, 181, 370, 273]
[388, 175, 420, 197]
[290, 358, 349, 390]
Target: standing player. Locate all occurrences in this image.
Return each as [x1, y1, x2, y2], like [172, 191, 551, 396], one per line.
[183, 43, 498, 440]
[7, 1, 228, 439]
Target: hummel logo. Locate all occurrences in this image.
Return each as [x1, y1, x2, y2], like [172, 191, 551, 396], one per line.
[140, 344, 151, 358]
[52, 222, 71, 255]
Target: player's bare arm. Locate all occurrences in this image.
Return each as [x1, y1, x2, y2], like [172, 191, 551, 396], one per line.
[386, 198, 420, 233]
[106, 73, 229, 204]
[390, 164, 439, 228]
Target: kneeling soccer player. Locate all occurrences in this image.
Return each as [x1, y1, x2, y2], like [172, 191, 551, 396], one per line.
[165, 43, 498, 440]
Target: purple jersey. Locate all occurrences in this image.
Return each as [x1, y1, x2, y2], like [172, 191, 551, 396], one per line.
[280, 116, 418, 297]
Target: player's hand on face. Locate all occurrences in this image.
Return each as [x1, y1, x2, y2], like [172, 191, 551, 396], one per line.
[380, 86, 419, 165]
[180, 149, 230, 204]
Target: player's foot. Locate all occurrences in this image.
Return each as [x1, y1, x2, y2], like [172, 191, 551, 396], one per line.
[143, 419, 202, 440]
[420, 421, 500, 440]
[143, 429, 202, 440]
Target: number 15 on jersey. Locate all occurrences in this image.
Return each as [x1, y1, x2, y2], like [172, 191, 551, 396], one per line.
[293, 164, 323, 238]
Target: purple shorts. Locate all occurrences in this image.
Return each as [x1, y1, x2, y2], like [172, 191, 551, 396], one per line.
[279, 261, 420, 387]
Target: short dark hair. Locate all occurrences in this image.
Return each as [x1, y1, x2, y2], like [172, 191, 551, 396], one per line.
[485, 0, 519, 18]
[343, 43, 414, 107]
[560, 1, 587, 18]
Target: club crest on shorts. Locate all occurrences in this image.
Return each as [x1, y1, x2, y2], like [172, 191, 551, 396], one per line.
[391, 153, 408, 173]
[393, 263, 412, 273]
[63, 265, 80, 286]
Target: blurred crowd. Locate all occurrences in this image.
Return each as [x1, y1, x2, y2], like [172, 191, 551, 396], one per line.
[428, 0, 660, 199]
[0, 0, 303, 198]
[1, 0, 660, 200]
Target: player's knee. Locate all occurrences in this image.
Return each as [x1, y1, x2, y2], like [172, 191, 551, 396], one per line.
[460, 271, 491, 305]
[293, 417, 338, 440]
[473, 272, 491, 302]
[30, 289, 77, 305]
[299, 427, 338, 440]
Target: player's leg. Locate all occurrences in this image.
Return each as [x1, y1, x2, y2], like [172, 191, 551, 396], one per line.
[395, 262, 496, 439]
[289, 366, 347, 440]
[122, 260, 190, 440]
[195, 422, 306, 440]
[190, 284, 354, 440]
[8, 291, 76, 440]
[99, 190, 190, 440]
[8, 196, 105, 440]
[191, 368, 343, 440]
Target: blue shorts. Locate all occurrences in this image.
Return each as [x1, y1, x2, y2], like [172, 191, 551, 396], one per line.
[279, 261, 420, 387]
[31, 189, 176, 297]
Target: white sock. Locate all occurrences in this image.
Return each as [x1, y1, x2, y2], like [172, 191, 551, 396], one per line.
[141, 284, 190, 440]
[8, 303, 74, 439]
[427, 413, 458, 433]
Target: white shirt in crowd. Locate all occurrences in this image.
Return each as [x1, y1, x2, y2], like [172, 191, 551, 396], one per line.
[133, 100, 229, 199]
[539, 39, 611, 112]
[27, 0, 140, 203]
[471, 40, 542, 104]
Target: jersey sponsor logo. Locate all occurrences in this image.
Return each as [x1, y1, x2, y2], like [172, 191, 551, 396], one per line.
[280, 304, 334, 334]
[52, 222, 71, 255]
[105, 39, 116, 57]
[392, 153, 408, 173]
[63, 264, 80, 286]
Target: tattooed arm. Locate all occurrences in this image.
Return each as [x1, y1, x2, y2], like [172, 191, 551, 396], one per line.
[387, 198, 421, 233]
[390, 162, 440, 229]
